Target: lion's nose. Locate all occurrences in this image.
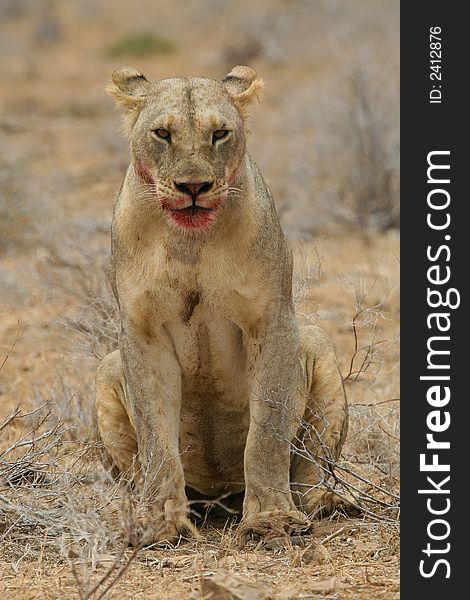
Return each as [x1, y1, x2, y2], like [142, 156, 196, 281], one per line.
[174, 181, 214, 196]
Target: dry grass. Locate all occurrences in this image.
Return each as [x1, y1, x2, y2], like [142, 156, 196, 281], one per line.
[0, 1, 398, 597]
[0, 231, 399, 599]
[0, 402, 399, 598]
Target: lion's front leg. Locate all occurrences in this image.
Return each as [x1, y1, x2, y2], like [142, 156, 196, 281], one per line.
[238, 309, 311, 544]
[120, 327, 197, 545]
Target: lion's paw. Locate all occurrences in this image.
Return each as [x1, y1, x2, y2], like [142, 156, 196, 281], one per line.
[236, 509, 313, 548]
[311, 492, 362, 519]
[133, 500, 200, 547]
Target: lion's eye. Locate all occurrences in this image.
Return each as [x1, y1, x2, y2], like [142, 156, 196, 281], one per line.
[153, 128, 171, 142]
[212, 129, 230, 143]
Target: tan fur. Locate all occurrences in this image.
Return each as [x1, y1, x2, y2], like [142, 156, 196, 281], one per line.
[95, 66, 349, 545]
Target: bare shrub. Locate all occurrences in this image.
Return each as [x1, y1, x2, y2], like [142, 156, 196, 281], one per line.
[289, 261, 399, 525]
[64, 288, 118, 362]
[293, 242, 325, 325]
[313, 62, 400, 233]
[0, 403, 145, 597]
[31, 374, 96, 439]
[38, 244, 119, 361]
[341, 274, 396, 385]
[347, 402, 399, 473]
[289, 401, 399, 525]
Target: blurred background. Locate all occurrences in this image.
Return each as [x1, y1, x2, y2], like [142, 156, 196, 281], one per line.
[0, 3, 400, 596]
[0, 0, 401, 459]
[0, 0, 399, 245]
[0, 0, 400, 486]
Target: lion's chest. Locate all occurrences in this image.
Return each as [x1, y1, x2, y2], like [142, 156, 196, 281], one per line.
[166, 298, 251, 494]
[120, 246, 268, 493]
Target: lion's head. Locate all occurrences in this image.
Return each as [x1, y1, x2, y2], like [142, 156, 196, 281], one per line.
[107, 66, 263, 232]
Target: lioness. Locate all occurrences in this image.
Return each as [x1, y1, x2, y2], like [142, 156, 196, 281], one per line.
[95, 65, 349, 544]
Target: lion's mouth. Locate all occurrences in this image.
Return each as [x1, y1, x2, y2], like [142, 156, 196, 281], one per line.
[172, 204, 213, 212]
[167, 204, 218, 230]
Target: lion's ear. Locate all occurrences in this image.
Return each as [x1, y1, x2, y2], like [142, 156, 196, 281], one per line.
[222, 66, 264, 108]
[106, 66, 150, 136]
[106, 66, 150, 107]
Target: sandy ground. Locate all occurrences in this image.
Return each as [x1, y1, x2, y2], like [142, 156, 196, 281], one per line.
[1, 2, 399, 598]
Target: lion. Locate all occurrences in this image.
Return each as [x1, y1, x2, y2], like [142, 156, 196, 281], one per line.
[95, 65, 350, 545]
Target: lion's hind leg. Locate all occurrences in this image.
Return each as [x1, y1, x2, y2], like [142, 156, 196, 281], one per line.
[291, 325, 356, 517]
[95, 350, 141, 484]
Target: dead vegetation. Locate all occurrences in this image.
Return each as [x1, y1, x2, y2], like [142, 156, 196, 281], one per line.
[0, 233, 399, 598]
[312, 65, 400, 234]
[0, 212, 399, 600]
[0, 393, 399, 598]
[0, 0, 398, 597]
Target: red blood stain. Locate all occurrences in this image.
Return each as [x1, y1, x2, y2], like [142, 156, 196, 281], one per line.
[228, 160, 244, 184]
[133, 160, 155, 186]
[168, 207, 218, 230]
[132, 162, 224, 230]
